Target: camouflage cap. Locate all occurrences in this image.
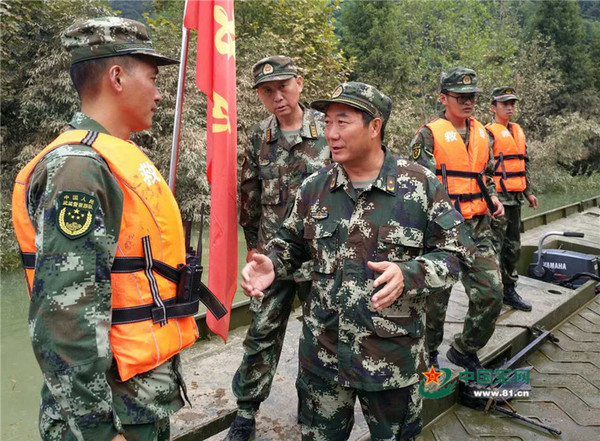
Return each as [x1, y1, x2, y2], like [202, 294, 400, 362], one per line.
[62, 17, 178, 66]
[440, 67, 481, 93]
[252, 55, 298, 88]
[491, 86, 519, 103]
[311, 82, 393, 124]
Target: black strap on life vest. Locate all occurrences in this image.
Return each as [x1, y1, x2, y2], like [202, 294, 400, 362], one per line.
[493, 153, 526, 161]
[141, 236, 168, 326]
[436, 166, 495, 214]
[20, 247, 209, 325]
[111, 297, 201, 324]
[493, 153, 527, 197]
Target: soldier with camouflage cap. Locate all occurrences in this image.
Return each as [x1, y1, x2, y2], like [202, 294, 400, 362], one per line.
[410, 67, 505, 373]
[12, 17, 188, 441]
[487, 87, 538, 312]
[225, 55, 330, 441]
[240, 82, 474, 440]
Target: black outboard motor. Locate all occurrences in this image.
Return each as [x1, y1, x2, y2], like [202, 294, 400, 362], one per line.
[528, 232, 599, 288]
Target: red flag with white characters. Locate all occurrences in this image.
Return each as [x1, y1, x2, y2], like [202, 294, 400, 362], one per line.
[184, 0, 237, 341]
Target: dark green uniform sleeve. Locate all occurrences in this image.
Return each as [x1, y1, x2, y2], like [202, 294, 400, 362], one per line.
[396, 173, 475, 298]
[410, 126, 437, 174]
[239, 129, 261, 250]
[523, 140, 533, 197]
[265, 191, 310, 279]
[28, 149, 124, 440]
[484, 131, 498, 197]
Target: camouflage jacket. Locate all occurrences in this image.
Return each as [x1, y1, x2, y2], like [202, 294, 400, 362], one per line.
[410, 112, 498, 201]
[26, 113, 184, 440]
[266, 148, 474, 390]
[487, 121, 533, 206]
[239, 105, 330, 253]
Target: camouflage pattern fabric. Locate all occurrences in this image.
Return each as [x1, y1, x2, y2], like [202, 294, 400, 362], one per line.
[232, 279, 297, 414]
[41, 416, 171, 441]
[234, 106, 330, 412]
[62, 16, 178, 65]
[311, 81, 393, 122]
[26, 113, 184, 440]
[410, 114, 503, 356]
[425, 215, 503, 354]
[439, 67, 482, 93]
[296, 367, 421, 441]
[266, 148, 474, 392]
[491, 204, 522, 286]
[252, 55, 298, 88]
[240, 105, 330, 252]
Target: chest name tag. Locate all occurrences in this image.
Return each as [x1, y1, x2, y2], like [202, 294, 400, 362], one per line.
[56, 191, 99, 239]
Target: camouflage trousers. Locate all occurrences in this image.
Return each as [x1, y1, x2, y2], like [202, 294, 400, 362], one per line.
[426, 215, 503, 355]
[39, 414, 170, 441]
[296, 367, 422, 441]
[490, 204, 522, 287]
[232, 278, 309, 416]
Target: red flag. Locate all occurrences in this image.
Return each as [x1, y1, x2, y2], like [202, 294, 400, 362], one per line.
[184, 0, 237, 341]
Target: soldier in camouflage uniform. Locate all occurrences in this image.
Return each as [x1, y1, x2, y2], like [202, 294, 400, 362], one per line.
[240, 82, 474, 440]
[410, 68, 505, 372]
[225, 56, 330, 441]
[12, 18, 185, 441]
[488, 87, 538, 311]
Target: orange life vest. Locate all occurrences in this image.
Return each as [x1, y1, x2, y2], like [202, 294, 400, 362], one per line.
[426, 118, 492, 219]
[12, 130, 199, 381]
[485, 122, 527, 194]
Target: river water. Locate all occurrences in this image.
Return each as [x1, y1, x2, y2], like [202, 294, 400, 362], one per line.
[2, 191, 599, 439]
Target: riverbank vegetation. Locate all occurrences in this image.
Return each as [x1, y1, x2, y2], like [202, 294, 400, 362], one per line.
[1, 0, 599, 271]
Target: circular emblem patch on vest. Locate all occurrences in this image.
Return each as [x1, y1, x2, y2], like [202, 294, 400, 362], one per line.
[56, 191, 99, 239]
[463, 75, 472, 85]
[331, 85, 343, 98]
[263, 63, 274, 75]
[412, 143, 422, 160]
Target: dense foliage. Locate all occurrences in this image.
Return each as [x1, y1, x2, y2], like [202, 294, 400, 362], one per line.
[1, 0, 599, 271]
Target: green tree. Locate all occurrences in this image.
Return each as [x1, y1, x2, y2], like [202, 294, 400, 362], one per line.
[339, 0, 407, 95]
[1, 0, 112, 191]
[532, 0, 589, 95]
[109, 0, 152, 22]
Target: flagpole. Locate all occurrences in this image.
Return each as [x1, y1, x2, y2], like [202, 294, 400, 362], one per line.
[168, 0, 191, 193]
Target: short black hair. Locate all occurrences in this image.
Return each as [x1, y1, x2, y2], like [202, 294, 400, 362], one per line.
[69, 55, 136, 98]
[358, 109, 385, 141]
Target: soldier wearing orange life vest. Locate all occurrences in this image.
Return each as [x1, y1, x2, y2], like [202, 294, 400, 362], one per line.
[487, 87, 538, 312]
[11, 17, 194, 441]
[410, 67, 504, 373]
